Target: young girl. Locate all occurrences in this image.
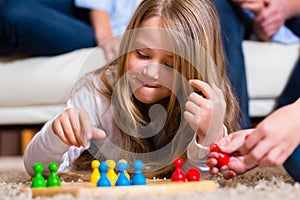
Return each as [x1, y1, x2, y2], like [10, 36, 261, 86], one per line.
[24, 0, 240, 178]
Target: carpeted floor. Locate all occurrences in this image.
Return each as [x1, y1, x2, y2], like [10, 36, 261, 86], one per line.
[0, 156, 299, 200]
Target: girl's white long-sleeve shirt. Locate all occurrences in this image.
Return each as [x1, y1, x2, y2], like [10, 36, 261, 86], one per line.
[24, 75, 227, 177]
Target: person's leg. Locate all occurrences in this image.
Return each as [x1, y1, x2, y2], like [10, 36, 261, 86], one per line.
[284, 145, 300, 182]
[276, 16, 300, 108]
[0, 0, 96, 56]
[211, 0, 251, 128]
[276, 59, 300, 108]
[33, 0, 75, 15]
[286, 16, 300, 37]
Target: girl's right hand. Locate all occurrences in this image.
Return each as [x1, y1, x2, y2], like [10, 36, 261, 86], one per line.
[52, 108, 106, 147]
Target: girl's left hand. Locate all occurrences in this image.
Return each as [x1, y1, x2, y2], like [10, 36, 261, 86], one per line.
[184, 80, 226, 145]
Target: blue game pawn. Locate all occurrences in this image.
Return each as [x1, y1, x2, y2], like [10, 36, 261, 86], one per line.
[116, 161, 131, 186]
[132, 160, 146, 185]
[97, 162, 111, 187]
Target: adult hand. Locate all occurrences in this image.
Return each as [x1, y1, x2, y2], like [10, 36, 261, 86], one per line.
[240, 100, 300, 167]
[100, 36, 122, 61]
[52, 107, 106, 147]
[233, 0, 266, 15]
[206, 129, 256, 179]
[253, 0, 288, 41]
[89, 10, 122, 61]
[184, 80, 226, 146]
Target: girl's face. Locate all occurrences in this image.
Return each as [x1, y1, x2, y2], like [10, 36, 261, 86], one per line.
[126, 16, 175, 104]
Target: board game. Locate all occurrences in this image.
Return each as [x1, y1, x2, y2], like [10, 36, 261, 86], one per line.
[22, 158, 219, 198]
[23, 179, 216, 198]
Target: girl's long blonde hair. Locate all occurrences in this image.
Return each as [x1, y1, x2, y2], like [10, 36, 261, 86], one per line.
[76, 0, 240, 178]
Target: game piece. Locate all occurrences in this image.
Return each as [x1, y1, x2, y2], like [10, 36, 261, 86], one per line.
[116, 161, 131, 186]
[90, 160, 100, 184]
[210, 143, 230, 167]
[118, 159, 130, 179]
[131, 160, 146, 185]
[210, 143, 220, 152]
[47, 162, 61, 187]
[186, 168, 201, 181]
[97, 162, 111, 187]
[105, 159, 118, 185]
[171, 158, 186, 182]
[31, 162, 47, 188]
[217, 153, 230, 167]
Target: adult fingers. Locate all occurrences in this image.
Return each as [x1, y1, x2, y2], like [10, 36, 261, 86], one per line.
[219, 129, 254, 154]
[243, 138, 275, 166]
[258, 144, 293, 167]
[240, 129, 264, 154]
[223, 170, 237, 179]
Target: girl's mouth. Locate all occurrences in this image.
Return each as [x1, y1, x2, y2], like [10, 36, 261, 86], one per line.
[143, 83, 160, 88]
[136, 77, 160, 88]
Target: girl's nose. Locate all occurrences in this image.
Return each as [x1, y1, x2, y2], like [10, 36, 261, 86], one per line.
[142, 64, 160, 80]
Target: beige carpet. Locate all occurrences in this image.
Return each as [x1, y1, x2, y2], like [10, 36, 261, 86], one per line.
[0, 156, 299, 200]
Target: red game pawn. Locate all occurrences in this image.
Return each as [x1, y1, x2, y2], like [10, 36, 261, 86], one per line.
[210, 143, 230, 167]
[210, 143, 220, 152]
[217, 152, 230, 167]
[171, 158, 186, 182]
[186, 168, 201, 181]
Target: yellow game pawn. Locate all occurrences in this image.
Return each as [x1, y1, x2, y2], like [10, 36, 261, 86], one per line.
[105, 160, 118, 185]
[90, 160, 100, 184]
[119, 159, 130, 179]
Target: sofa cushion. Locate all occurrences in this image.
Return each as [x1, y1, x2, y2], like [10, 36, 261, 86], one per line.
[0, 41, 299, 124]
[243, 41, 299, 117]
[0, 47, 106, 124]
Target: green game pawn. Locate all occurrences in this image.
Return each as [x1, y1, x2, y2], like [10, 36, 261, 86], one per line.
[31, 162, 47, 188]
[47, 162, 61, 187]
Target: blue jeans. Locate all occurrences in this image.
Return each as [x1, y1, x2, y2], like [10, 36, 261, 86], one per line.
[275, 17, 300, 182]
[276, 16, 300, 109]
[212, 1, 300, 182]
[0, 0, 96, 56]
[211, 0, 251, 128]
[284, 145, 300, 182]
[276, 59, 300, 108]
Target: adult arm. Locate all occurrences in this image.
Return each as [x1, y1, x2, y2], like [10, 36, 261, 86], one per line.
[75, 0, 121, 61]
[254, 0, 300, 41]
[240, 98, 300, 167]
[89, 10, 121, 61]
[207, 98, 300, 179]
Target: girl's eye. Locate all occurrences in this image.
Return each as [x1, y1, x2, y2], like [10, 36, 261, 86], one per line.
[136, 50, 149, 59]
[164, 63, 174, 69]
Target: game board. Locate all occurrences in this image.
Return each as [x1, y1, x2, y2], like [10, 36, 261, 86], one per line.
[23, 179, 216, 198]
